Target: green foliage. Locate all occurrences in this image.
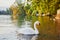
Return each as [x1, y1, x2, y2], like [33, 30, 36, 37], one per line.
[31, 0, 60, 15]
[24, 4, 31, 10]
[16, 0, 60, 26]
[17, 4, 26, 27]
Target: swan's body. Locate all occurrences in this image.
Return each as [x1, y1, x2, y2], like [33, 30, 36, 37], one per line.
[16, 21, 40, 35]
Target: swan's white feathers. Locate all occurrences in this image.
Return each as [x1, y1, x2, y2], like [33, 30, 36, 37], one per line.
[17, 28, 35, 34]
[16, 21, 40, 34]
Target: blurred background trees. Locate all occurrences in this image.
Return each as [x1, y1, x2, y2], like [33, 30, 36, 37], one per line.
[10, 0, 60, 19]
[31, 0, 60, 15]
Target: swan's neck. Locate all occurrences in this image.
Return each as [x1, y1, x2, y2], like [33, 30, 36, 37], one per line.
[34, 24, 39, 33]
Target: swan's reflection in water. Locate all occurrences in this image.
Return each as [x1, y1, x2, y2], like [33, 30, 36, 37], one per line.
[17, 34, 58, 40]
[17, 34, 38, 40]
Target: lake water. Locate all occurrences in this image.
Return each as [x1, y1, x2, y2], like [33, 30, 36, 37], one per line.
[0, 15, 60, 40]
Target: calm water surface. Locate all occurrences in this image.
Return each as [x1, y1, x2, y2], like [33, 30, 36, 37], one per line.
[0, 15, 60, 40]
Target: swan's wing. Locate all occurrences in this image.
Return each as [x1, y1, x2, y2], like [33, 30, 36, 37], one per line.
[17, 28, 35, 34]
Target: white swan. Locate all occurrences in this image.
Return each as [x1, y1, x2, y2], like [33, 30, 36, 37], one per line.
[16, 21, 40, 35]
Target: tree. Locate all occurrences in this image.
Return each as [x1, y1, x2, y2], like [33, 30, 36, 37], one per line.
[6, 8, 12, 15]
[31, 0, 60, 15]
[10, 2, 19, 20]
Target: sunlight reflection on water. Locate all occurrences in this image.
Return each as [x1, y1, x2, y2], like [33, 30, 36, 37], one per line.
[0, 15, 18, 40]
